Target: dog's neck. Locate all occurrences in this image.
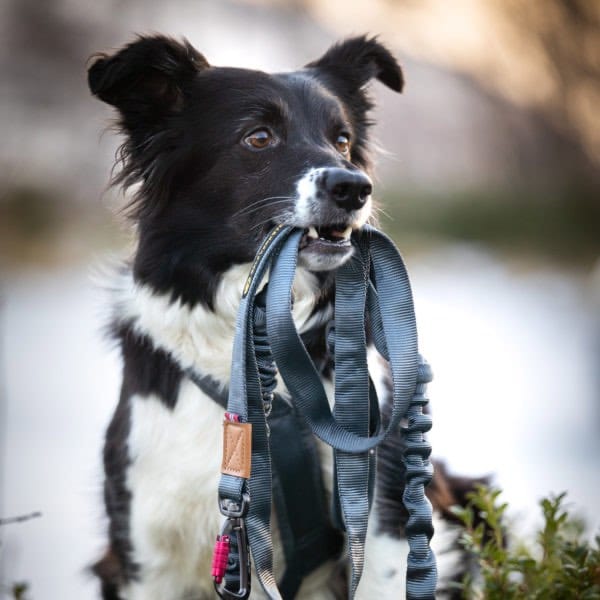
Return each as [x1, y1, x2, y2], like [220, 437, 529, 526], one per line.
[111, 262, 326, 386]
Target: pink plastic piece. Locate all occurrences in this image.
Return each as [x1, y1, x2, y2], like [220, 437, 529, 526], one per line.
[211, 534, 231, 584]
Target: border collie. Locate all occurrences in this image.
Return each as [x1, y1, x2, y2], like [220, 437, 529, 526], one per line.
[88, 35, 479, 600]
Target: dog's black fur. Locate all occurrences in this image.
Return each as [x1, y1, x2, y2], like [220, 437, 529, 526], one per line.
[89, 34, 479, 599]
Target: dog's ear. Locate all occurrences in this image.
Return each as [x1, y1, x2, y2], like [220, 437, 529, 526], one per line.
[306, 35, 403, 93]
[88, 35, 208, 120]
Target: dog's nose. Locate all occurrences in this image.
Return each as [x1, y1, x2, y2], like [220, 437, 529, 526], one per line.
[323, 168, 372, 211]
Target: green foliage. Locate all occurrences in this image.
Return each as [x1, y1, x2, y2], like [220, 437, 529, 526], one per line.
[11, 583, 29, 600]
[0, 582, 29, 600]
[451, 486, 600, 599]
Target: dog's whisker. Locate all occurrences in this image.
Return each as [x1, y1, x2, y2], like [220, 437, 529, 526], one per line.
[232, 199, 294, 220]
[232, 196, 294, 218]
[370, 204, 393, 221]
[239, 195, 293, 209]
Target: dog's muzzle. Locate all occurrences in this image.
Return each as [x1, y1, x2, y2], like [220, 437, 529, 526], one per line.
[292, 167, 373, 271]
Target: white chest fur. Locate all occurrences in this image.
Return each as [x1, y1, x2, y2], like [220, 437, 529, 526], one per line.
[112, 263, 323, 385]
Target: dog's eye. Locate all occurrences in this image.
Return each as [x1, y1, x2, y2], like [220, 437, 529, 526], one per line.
[244, 129, 276, 150]
[335, 134, 351, 155]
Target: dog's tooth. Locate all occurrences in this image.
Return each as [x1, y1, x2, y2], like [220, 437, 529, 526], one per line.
[307, 226, 318, 239]
[341, 226, 352, 239]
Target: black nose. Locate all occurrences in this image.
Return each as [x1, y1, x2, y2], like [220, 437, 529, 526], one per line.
[323, 168, 373, 211]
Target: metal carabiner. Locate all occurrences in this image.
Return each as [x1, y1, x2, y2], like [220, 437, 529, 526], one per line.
[213, 516, 251, 600]
[214, 494, 251, 600]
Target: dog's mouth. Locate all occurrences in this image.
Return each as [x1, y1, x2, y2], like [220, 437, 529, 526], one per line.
[299, 224, 353, 253]
[295, 223, 356, 271]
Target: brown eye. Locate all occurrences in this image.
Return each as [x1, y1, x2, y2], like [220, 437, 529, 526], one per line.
[244, 129, 275, 150]
[335, 134, 351, 155]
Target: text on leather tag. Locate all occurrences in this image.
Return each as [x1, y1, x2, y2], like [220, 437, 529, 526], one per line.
[221, 421, 252, 478]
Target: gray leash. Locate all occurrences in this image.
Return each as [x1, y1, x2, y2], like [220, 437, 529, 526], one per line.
[215, 224, 436, 599]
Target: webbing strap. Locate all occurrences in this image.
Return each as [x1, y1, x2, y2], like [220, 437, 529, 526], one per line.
[219, 224, 436, 599]
[331, 242, 371, 594]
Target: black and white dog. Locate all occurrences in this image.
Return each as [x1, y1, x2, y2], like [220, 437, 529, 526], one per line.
[88, 35, 478, 600]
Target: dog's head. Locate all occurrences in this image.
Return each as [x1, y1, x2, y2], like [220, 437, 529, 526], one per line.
[88, 35, 402, 305]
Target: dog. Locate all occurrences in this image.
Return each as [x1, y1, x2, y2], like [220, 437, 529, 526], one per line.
[88, 34, 480, 599]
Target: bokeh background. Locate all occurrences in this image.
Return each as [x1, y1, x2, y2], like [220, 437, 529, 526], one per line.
[1, 1, 599, 598]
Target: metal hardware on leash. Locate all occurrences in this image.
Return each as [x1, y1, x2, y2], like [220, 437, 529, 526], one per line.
[214, 494, 251, 600]
[262, 392, 274, 419]
[253, 295, 277, 435]
[219, 493, 250, 519]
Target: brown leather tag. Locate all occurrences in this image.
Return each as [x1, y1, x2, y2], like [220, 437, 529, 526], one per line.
[221, 421, 252, 479]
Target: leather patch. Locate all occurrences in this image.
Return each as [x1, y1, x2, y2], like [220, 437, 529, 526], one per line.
[221, 421, 252, 478]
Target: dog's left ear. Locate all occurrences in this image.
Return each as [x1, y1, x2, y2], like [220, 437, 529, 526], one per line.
[306, 35, 403, 93]
[88, 35, 209, 124]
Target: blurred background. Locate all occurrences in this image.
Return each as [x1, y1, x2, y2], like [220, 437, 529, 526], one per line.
[1, 0, 599, 597]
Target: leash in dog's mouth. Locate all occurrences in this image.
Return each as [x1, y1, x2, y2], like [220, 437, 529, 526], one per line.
[214, 224, 436, 600]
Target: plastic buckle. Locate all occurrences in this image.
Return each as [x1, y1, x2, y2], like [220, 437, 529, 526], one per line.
[214, 494, 251, 600]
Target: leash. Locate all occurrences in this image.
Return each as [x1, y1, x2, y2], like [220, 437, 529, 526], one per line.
[211, 224, 436, 599]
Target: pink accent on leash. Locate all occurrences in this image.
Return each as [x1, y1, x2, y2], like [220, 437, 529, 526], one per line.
[211, 534, 231, 583]
[224, 412, 240, 422]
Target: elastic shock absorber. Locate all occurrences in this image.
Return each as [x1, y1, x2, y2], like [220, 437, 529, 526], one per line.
[403, 357, 436, 600]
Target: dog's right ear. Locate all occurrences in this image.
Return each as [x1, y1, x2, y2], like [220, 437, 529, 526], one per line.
[306, 36, 403, 94]
[88, 35, 208, 122]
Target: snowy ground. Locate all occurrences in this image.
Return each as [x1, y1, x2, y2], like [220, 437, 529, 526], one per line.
[1, 246, 599, 599]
